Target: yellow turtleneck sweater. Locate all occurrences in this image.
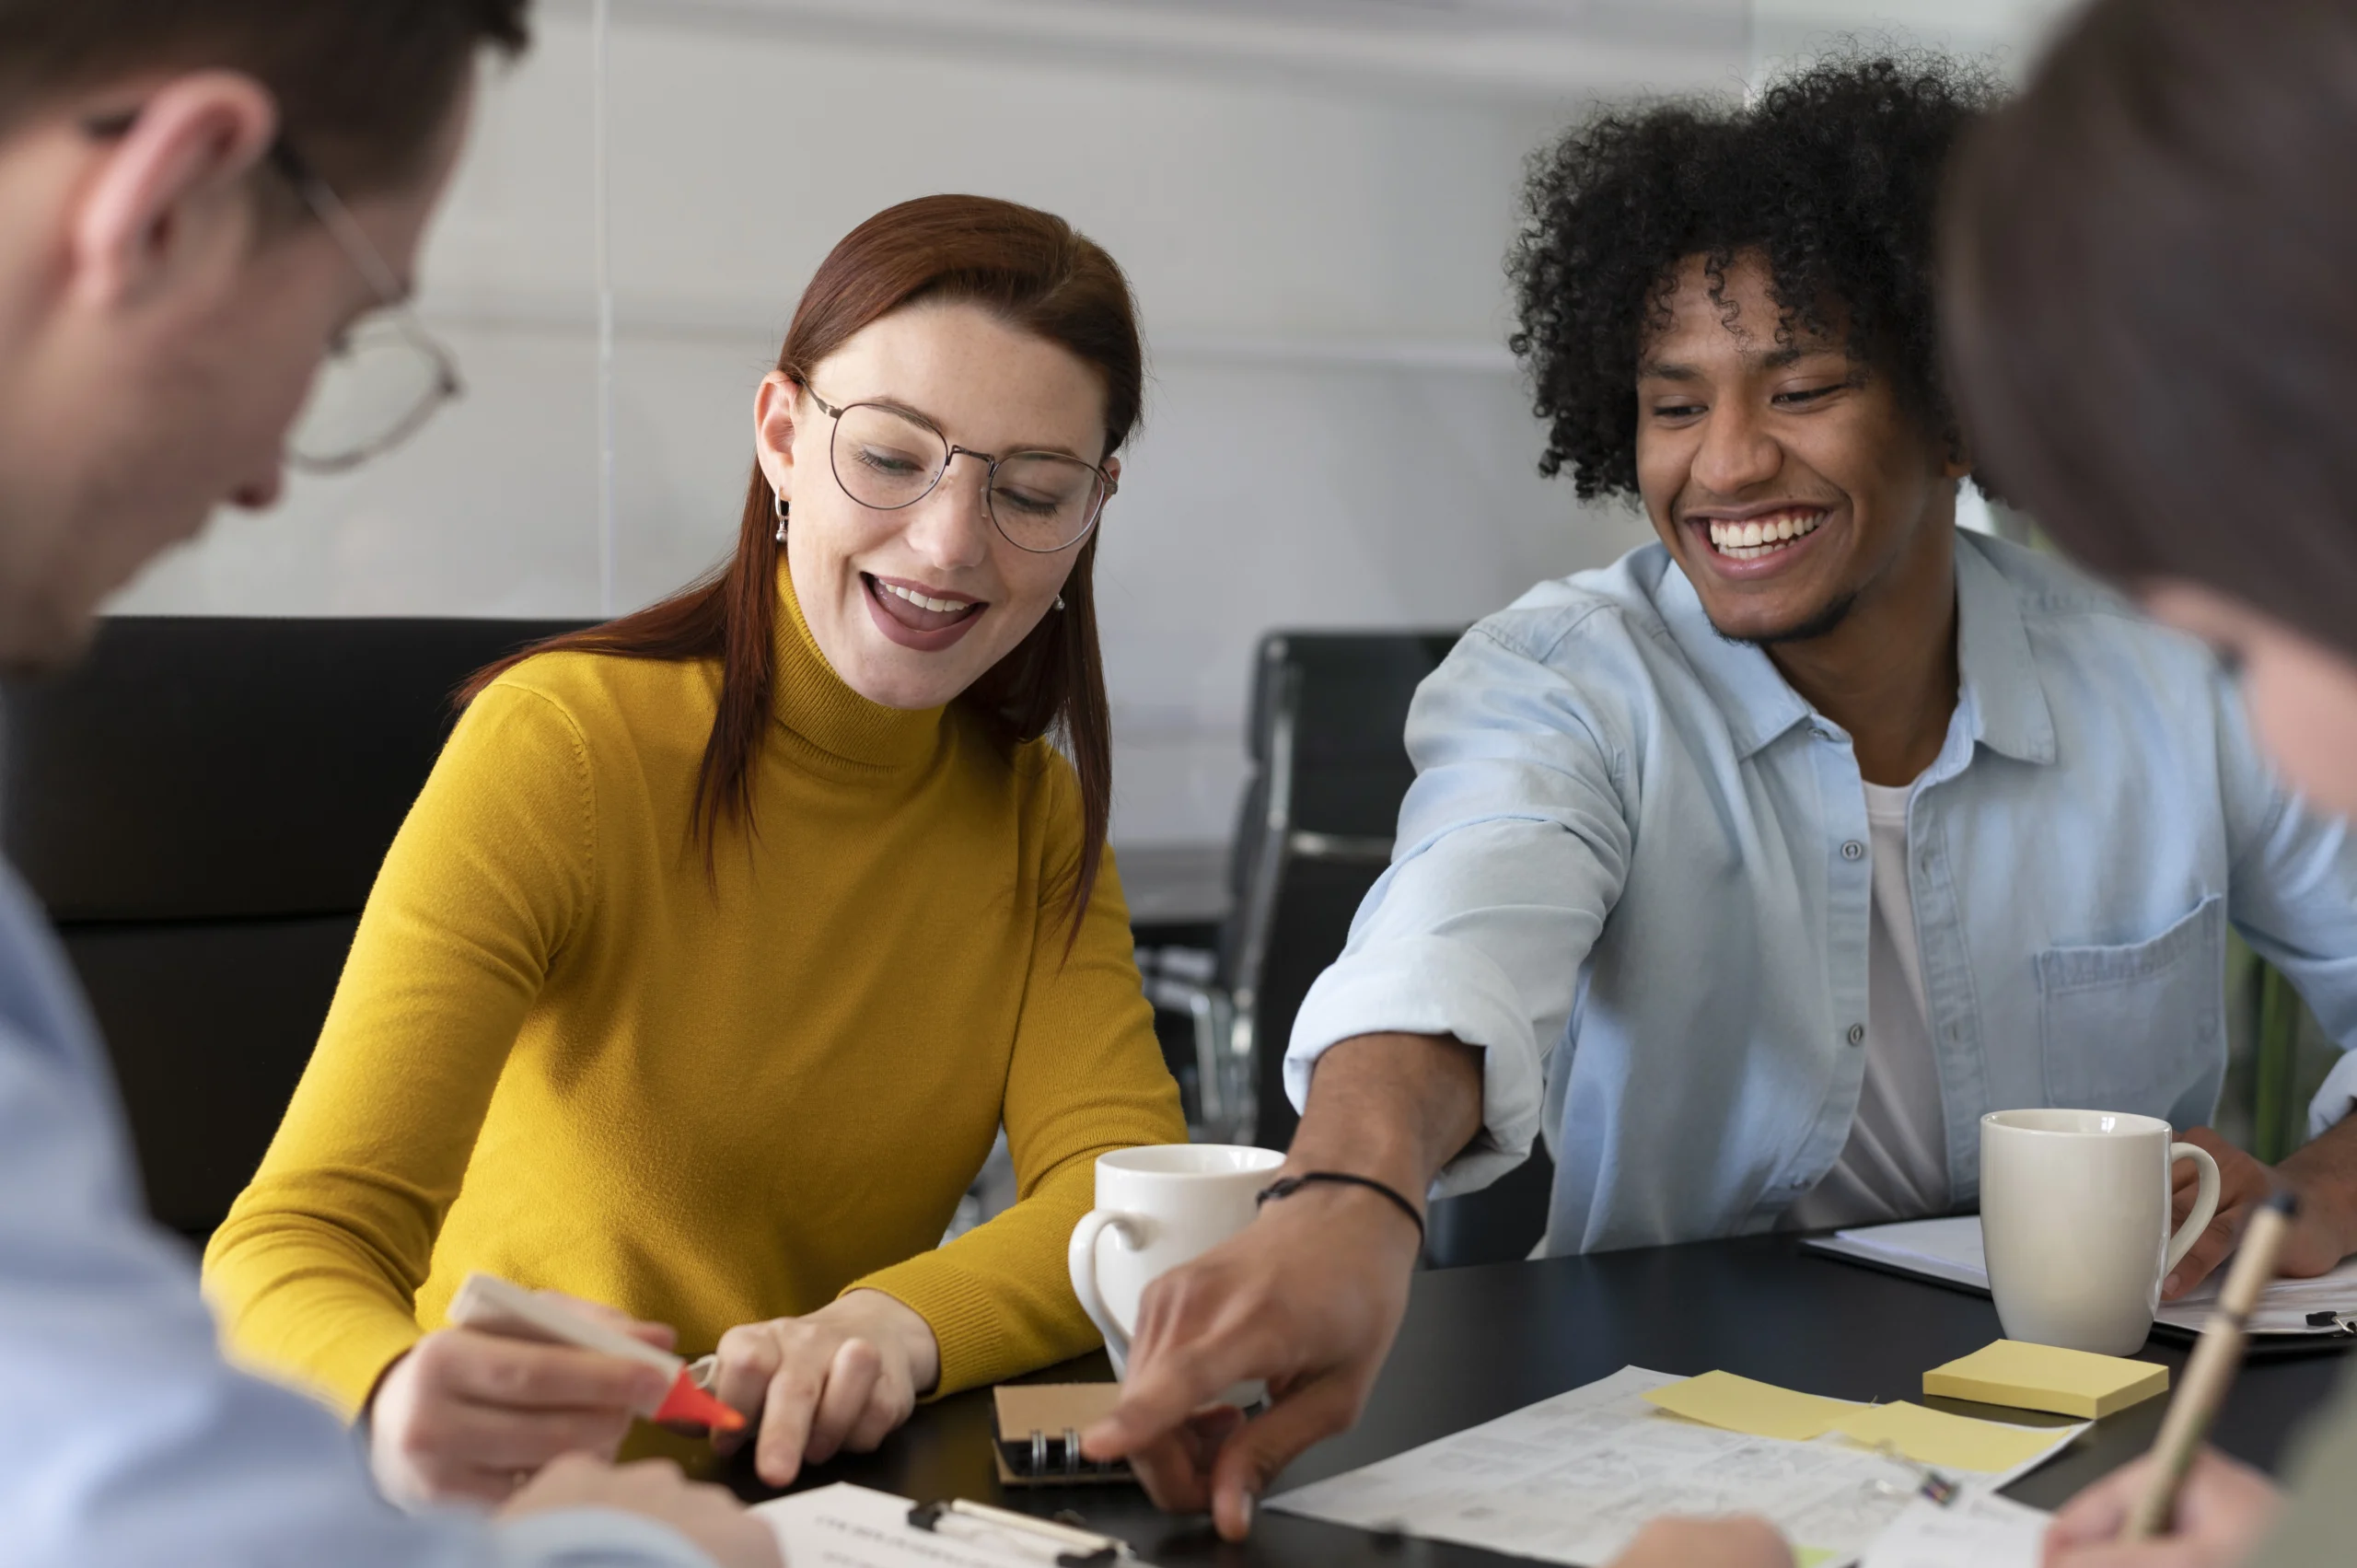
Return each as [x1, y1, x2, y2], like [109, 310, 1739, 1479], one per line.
[202, 576, 1186, 1417]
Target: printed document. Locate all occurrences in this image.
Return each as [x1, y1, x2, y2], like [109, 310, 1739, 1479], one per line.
[1860, 1492, 2049, 1568]
[1266, 1366, 2077, 1568]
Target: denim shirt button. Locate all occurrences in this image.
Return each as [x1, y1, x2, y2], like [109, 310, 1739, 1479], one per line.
[1846, 1023, 1865, 1046]
[1841, 841, 1865, 861]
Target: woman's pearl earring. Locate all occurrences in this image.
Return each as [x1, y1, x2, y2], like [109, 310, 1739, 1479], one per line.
[1054, 594, 1066, 611]
[772, 491, 788, 544]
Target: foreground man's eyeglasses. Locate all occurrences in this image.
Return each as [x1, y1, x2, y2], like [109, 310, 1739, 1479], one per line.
[82, 109, 463, 473]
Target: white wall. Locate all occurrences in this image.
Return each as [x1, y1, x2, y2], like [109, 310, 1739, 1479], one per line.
[110, 0, 2073, 854]
[1753, 0, 2080, 69]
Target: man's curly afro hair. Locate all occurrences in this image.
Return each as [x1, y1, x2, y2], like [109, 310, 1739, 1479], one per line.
[1507, 54, 2003, 501]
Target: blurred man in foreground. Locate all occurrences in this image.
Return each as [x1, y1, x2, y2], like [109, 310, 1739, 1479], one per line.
[0, 3, 773, 1563]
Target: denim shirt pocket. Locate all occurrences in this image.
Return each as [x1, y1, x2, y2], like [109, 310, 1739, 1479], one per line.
[2037, 894, 2225, 1120]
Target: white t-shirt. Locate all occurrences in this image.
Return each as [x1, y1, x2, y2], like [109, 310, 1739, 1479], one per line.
[1787, 781, 1952, 1229]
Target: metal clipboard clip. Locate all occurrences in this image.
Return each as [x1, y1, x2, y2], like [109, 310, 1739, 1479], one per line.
[1865, 1439, 1961, 1508]
[906, 1499, 1142, 1566]
[2304, 1311, 2357, 1335]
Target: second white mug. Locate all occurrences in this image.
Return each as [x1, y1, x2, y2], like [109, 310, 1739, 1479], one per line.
[1067, 1143, 1283, 1380]
[1980, 1108, 2221, 1354]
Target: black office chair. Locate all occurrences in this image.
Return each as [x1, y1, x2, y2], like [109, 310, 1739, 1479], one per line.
[1424, 1142, 1557, 1268]
[1225, 632, 1459, 1151]
[1141, 627, 1561, 1268]
[1, 616, 590, 1241]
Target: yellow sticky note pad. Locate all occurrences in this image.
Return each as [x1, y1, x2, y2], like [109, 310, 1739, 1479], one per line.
[1833, 1401, 2061, 1474]
[1922, 1340, 2169, 1420]
[1643, 1371, 1852, 1441]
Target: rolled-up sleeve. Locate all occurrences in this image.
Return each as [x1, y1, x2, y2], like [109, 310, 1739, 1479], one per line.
[1284, 616, 1633, 1198]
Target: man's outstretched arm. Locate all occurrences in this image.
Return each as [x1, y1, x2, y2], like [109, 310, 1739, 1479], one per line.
[1080, 1030, 1484, 1541]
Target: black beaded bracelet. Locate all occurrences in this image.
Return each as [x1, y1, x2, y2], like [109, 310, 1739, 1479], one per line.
[1256, 1170, 1426, 1246]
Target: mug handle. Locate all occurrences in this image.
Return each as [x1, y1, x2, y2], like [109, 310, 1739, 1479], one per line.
[1067, 1209, 1145, 1378]
[2165, 1142, 2223, 1275]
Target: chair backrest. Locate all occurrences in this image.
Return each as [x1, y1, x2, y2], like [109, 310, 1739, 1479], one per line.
[1224, 630, 1462, 1152]
[2, 616, 590, 1238]
[1215, 627, 1561, 1267]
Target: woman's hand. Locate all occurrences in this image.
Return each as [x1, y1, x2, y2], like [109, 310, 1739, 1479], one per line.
[707, 1290, 941, 1487]
[505, 1453, 783, 1568]
[369, 1294, 680, 1505]
[2043, 1448, 2282, 1568]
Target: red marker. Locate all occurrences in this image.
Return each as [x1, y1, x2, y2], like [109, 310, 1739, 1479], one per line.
[447, 1272, 745, 1434]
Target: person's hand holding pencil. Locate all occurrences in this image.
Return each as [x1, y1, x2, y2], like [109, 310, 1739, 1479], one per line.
[2042, 1189, 2301, 1568]
[2042, 1448, 2280, 1568]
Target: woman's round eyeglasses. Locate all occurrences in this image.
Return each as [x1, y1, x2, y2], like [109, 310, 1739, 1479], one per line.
[807, 387, 1115, 554]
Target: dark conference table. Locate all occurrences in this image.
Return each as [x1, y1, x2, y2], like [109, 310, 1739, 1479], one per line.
[721, 1234, 2351, 1565]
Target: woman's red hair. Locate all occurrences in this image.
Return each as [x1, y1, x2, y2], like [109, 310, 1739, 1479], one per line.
[459, 195, 1143, 928]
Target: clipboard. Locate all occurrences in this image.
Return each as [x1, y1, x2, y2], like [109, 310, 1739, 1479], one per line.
[757, 1480, 1149, 1565]
[992, 1383, 1133, 1487]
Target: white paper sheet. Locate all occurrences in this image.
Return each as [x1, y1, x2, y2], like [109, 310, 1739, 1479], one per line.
[1265, 1366, 2080, 1568]
[1811, 1214, 2357, 1336]
[754, 1483, 1051, 1568]
[1860, 1493, 2049, 1568]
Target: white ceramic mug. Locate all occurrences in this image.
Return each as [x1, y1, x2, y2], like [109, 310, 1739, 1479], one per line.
[1067, 1144, 1283, 1379]
[1980, 1109, 2223, 1354]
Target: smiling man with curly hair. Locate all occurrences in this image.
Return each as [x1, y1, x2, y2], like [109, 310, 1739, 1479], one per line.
[1089, 55, 2357, 1545]
[1507, 57, 1991, 665]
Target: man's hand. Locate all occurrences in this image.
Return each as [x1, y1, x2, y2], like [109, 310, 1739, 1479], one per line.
[705, 1289, 939, 1488]
[369, 1296, 679, 1505]
[1081, 1031, 1487, 1541]
[2042, 1447, 2280, 1568]
[2165, 1126, 2354, 1297]
[505, 1453, 783, 1568]
[1608, 1517, 1792, 1568]
[1082, 1179, 1422, 1539]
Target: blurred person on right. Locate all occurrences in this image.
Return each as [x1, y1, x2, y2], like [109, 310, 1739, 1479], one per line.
[1943, 1, 2357, 1563]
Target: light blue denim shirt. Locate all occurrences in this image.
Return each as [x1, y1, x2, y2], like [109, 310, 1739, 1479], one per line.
[1286, 533, 2357, 1256]
[0, 854, 715, 1568]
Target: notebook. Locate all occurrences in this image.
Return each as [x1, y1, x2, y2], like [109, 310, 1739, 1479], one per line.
[990, 1383, 1132, 1487]
[1805, 1214, 2357, 1341]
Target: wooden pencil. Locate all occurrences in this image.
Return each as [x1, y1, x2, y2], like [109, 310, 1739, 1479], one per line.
[2121, 1189, 2300, 1540]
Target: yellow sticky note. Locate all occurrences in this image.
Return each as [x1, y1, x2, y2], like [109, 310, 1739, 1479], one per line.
[1643, 1371, 1852, 1441]
[1922, 1340, 2169, 1419]
[1833, 1400, 2061, 1474]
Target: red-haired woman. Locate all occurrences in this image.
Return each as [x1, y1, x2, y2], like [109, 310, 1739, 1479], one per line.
[203, 195, 1188, 1505]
